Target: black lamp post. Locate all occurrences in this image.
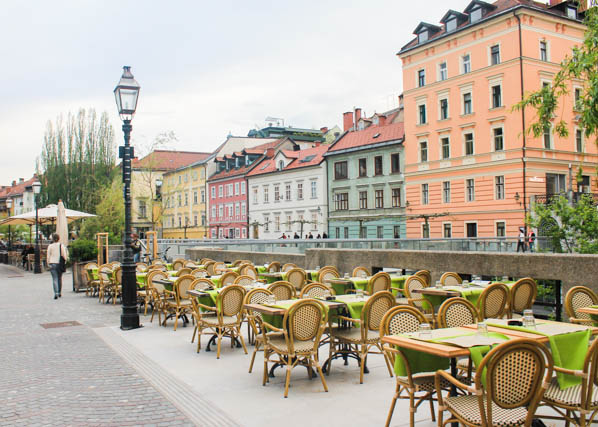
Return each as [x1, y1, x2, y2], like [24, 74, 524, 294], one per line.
[114, 66, 141, 330]
[32, 180, 42, 274]
[6, 198, 12, 250]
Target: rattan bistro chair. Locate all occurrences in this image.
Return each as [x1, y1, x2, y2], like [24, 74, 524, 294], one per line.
[97, 264, 114, 304]
[328, 291, 395, 384]
[352, 266, 370, 278]
[381, 305, 447, 427]
[565, 286, 598, 326]
[477, 282, 510, 320]
[136, 262, 148, 273]
[172, 258, 186, 271]
[243, 288, 277, 372]
[286, 268, 307, 291]
[190, 268, 208, 278]
[219, 271, 239, 287]
[233, 275, 255, 286]
[261, 299, 329, 398]
[163, 274, 195, 331]
[508, 278, 537, 318]
[84, 262, 100, 297]
[435, 339, 553, 427]
[366, 271, 392, 295]
[240, 264, 259, 280]
[440, 272, 462, 286]
[147, 270, 168, 324]
[415, 270, 432, 286]
[191, 284, 247, 359]
[541, 337, 598, 426]
[318, 267, 339, 285]
[177, 267, 192, 277]
[281, 263, 297, 272]
[268, 281, 296, 300]
[266, 261, 281, 272]
[300, 282, 335, 298]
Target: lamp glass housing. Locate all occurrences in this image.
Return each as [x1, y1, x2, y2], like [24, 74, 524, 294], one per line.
[114, 66, 140, 121]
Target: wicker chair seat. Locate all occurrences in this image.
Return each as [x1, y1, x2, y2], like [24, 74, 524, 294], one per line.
[165, 299, 192, 308]
[543, 376, 598, 406]
[201, 316, 239, 327]
[332, 327, 380, 344]
[397, 373, 451, 392]
[396, 297, 409, 305]
[255, 332, 284, 343]
[445, 395, 528, 426]
[268, 336, 315, 353]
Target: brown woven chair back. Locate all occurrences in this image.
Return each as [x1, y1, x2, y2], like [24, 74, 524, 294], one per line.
[184, 261, 199, 269]
[282, 263, 297, 272]
[352, 266, 369, 278]
[364, 291, 395, 331]
[152, 259, 165, 266]
[320, 265, 340, 275]
[244, 288, 273, 320]
[403, 275, 428, 298]
[113, 267, 122, 285]
[98, 265, 113, 284]
[213, 261, 227, 275]
[380, 305, 426, 336]
[174, 275, 195, 301]
[135, 262, 148, 273]
[240, 264, 258, 279]
[414, 270, 431, 286]
[267, 261, 281, 272]
[148, 270, 168, 293]
[172, 259, 185, 271]
[191, 268, 208, 278]
[300, 282, 334, 298]
[233, 275, 255, 285]
[478, 282, 510, 319]
[111, 261, 121, 269]
[219, 285, 246, 317]
[437, 297, 479, 328]
[367, 272, 391, 294]
[177, 267, 192, 277]
[510, 278, 537, 314]
[440, 272, 462, 286]
[220, 271, 239, 287]
[232, 260, 244, 267]
[318, 268, 339, 283]
[286, 268, 307, 290]
[477, 339, 552, 421]
[268, 281, 295, 300]
[191, 278, 213, 291]
[199, 258, 213, 265]
[286, 299, 326, 343]
[149, 263, 167, 272]
[565, 286, 598, 321]
[204, 261, 216, 275]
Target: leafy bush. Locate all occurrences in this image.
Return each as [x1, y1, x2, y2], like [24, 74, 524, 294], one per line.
[69, 239, 98, 262]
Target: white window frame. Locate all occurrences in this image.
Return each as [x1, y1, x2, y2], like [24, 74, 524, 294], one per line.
[461, 53, 471, 74]
[297, 181, 304, 200]
[463, 130, 475, 156]
[495, 220, 507, 237]
[417, 68, 426, 87]
[263, 186, 269, 203]
[465, 221, 478, 238]
[575, 127, 584, 153]
[421, 183, 429, 205]
[252, 187, 258, 204]
[418, 102, 427, 125]
[442, 181, 451, 203]
[539, 39, 550, 62]
[310, 180, 317, 199]
[488, 43, 501, 66]
[491, 124, 505, 152]
[495, 175, 505, 200]
[543, 124, 553, 150]
[241, 181, 246, 195]
[460, 83, 474, 115]
[438, 94, 450, 121]
[419, 140, 428, 163]
[438, 61, 448, 81]
[442, 222, 452, 238]
[465, 178, 475, 202]
[440, 135, 451, 160]
[421, 222, 430, 238]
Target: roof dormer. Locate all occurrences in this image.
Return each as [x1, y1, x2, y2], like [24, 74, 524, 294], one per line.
[440, 9, 468, 33]
[464, 0, 496, 24]
[413, 22, 441, 45]
[548, 0, 583, 21]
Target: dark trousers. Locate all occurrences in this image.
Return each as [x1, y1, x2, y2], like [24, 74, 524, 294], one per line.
[50, 263, 63, 296]
[516, 241, 526, 252]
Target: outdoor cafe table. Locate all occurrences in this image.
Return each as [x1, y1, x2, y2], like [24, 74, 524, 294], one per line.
[326, 275, 409, 296]
[258, 270, 319, 284]
[411, 281, 517, 308]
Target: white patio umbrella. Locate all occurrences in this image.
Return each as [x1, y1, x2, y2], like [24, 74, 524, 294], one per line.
[56, 200, 69, 244]
[0, 204, 96, 226]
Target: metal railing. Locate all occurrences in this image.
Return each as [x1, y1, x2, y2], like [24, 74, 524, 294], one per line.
[156, 237, 552, 259]
[533, 192, 598, 205]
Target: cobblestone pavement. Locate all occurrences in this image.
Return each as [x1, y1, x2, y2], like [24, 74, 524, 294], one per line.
[0, 265, 194, 426]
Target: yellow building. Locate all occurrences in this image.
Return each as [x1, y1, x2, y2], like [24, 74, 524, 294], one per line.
[161, 158, 210, 239]
[131, 150, 210, 238]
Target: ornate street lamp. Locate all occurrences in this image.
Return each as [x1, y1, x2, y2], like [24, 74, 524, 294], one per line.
[114, 66, 141, 330]
[5, 198, 12, 250]
[32, 180, 42, 274]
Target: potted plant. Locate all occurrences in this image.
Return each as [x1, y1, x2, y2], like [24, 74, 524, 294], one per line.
[69, 239, 98, 292]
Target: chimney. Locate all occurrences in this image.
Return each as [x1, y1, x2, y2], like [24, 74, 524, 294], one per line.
[19, 178, 24, 183]
[377, 115, 386, 126]
[11, 180, 16, 186]
[343, 112, 354, 132]
[398, 94, 404, 108]
[355, 108, 362, 125]
[320, 126, 328, 134]
[265, 147, 275, 158]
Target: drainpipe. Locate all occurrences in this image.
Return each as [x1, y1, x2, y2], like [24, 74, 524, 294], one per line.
[515, 12, 528, 229]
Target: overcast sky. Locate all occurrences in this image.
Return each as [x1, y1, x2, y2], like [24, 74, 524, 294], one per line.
[0, 0, 471, 184]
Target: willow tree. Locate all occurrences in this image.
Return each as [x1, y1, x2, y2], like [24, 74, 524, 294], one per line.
[37, 108, 116, 213]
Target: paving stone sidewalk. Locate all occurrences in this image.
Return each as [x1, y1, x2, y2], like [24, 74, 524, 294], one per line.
[0, 265, 194, 426]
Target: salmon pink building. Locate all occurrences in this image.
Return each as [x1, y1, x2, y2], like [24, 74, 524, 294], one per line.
[399, 0, 597, 239]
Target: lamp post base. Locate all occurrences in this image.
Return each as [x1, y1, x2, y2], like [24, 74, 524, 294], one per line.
[120, 305, 141, 330]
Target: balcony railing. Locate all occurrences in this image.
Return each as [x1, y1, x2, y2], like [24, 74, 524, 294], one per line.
[533, 192, 598, 205]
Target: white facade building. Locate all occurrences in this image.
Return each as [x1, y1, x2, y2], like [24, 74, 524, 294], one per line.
[247, 145, 329, 239]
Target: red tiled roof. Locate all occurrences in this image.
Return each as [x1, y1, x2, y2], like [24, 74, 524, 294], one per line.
[132, 150, 211, 170]
[2, 176, 37, 198]
[400, 0, 571, 53]
[328, 121, 404, 153]
[247, 145, 328, 176]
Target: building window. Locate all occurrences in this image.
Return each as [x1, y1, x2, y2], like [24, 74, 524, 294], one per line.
[211, 206, 216, 218]
[241, 228, 246, 238]
[274, 185, 280, 201]
[420, 141, 428, 162]
[286, 215, 292, 232]
[178, 216, 182, 227]
[544, 127, 552, 149]
[377, 226, 384, 239]
[462, 54, 471, 74]
[241, 202, 246, 218]
[235, 203, 240, 218]
[278, 160, 284, 171]
[359, 191, 368, 209]
[466, 178, 475, 202]
[576, 129, 584, 152]
[263, 186, 269, 203]
[228, 183, 233, 196]
[421, 184, 429, 205]
[466, 222, 478, 238]
[344, 227, 349, 239]
[463, 92, 472, 115]
[184, 193, 188, 206]
[540, 40, 548, 61]
[253, 187, 258, 204]
[335, 193, 349, 210]
[297, 182, 303, 199]
[285, 184, 291, 201]
[374, 156, 383, 176]
[211, 187, 215, 199]
[446, 17, 457, 32]
[139, 200, 147, 219]
[493, 127, 504, 151]
[241, 182, 246, 194]
[200, 190, 205, 203]
[264, 216, 269, 232]
[234, 182, 239, 195]
[490, 44, 500, 65]
[441, 137, 450, 160]
[391, 153, 400, 173]
[470, 7, 482, 23]
[201, 214, 206, 226]
[495, 176, 505, 200]
[311, 181, 317, 199]
[439, 62, 447, 81]
[194, 215, 198, 226]
[193, 191, 198, 205]
[439, 98, 449, 120]
[443, 223, 452, 238]
[496, 221, 506, 237]
[218, 185, 223, 197]
[375, 189, 384, 208]
[464, 133, 474, 155]
[574, 88, 582, 110]
[422, 223, 430, 238]
[311, 213, 318, 231]
[578, 175, 591, 193]
[442, 181, 451, 203]
[418, 104, 427, 124]
[418, 30, 428, 44]
[274, 216, 280, 232]
[178, 194, 182, 207]
[334, 161, 348, 180]
[567, 5, 577, 19]
[335, 227, 340, 238]
[359, 225, 367, 238]
[392, 188, 401, 207]
[358, 158, 367, 177]
[418, 69, 426, 87]
[491, 85, 502, 108]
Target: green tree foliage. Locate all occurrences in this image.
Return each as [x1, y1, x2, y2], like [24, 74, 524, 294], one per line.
[69, 239, 98, 262]
[528, 195, 598, 253]
[80, 178, 124, 244]
[37, 108, 116, 213]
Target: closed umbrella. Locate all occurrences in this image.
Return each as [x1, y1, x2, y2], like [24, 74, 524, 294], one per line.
[56, 200, 69, 245]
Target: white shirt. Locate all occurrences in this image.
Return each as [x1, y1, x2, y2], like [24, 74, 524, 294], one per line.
[47, 242, 68, 264]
